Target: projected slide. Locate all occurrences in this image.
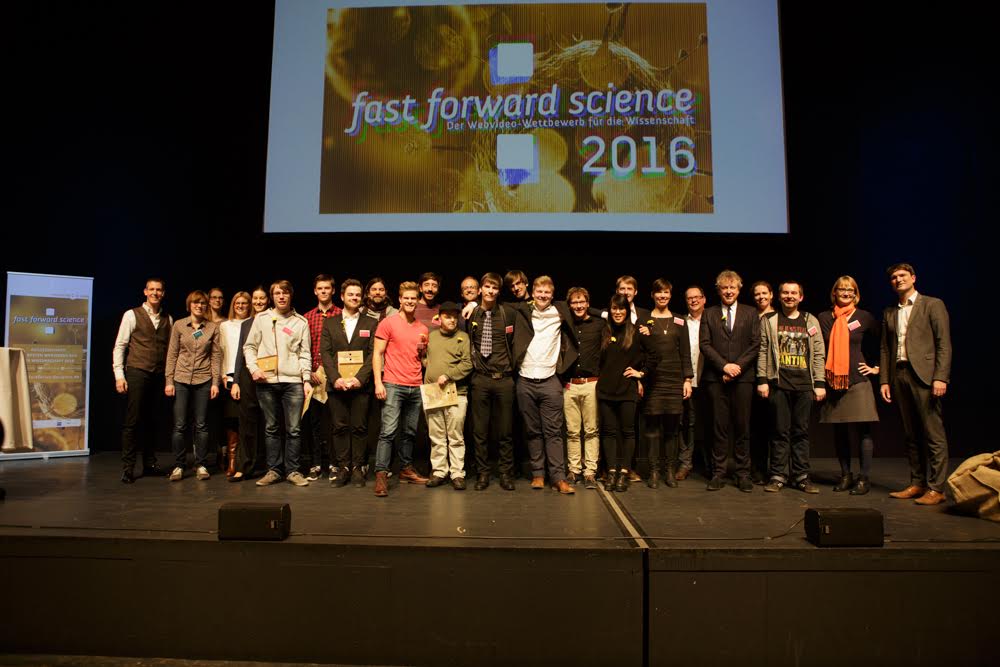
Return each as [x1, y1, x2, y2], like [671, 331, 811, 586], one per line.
[266, 0, 786, 233]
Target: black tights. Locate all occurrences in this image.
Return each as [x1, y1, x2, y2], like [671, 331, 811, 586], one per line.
[833, 422, 874, 477]
[600, 399, 636, 470]
[645, 413, 681, 470]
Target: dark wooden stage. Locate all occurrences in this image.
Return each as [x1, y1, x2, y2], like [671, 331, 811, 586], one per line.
[2, 454, 998, 666]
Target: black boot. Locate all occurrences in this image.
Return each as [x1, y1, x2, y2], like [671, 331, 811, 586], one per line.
[833, 473, 854, 492]
[850, 475, 870, 495]
[647, 469, 661, 489]
[615, 470, 630, 492]
[665, 465, 679, 488]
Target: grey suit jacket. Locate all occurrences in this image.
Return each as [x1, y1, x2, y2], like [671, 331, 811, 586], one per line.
[879, 294, 952, 387]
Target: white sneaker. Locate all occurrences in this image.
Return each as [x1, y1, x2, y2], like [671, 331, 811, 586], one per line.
[287, 471, 309, 487]
[196, 466, 210, 480]
[169, 467, 183, 482]
[256, 470, 281, 486]
[306, 465, 322, 481]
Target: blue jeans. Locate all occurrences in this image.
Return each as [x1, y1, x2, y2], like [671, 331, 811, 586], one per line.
[171, 380, 211, 469]
[256, 382, 304, 475]
[375, 383, 422, 472]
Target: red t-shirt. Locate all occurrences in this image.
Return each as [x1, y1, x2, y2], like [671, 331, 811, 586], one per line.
[376, 313, 429, 386]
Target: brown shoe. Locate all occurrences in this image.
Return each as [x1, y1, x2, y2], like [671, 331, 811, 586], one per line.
[225, 430, 238, 478]
[399, 466, 429, 485]
[553, 479, 576, 495]
[914, 489, 946, 506]
[374, 471, 389, 497]
[531, 476, 545, 490]
[628, 470, 642, 482]
[889, 484, 927, 499]
[675, 467, 691, 481]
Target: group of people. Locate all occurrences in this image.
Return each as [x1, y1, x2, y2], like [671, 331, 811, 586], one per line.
[113, 264, 952, 505]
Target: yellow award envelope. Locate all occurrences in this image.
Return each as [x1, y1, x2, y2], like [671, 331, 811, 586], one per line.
[337, 350, 364, 379]
[256, 355, 278, 374]
[420, 381, 459, 410]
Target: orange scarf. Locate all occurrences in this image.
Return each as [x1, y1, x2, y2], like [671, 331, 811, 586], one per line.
[825, 305, 854, 390]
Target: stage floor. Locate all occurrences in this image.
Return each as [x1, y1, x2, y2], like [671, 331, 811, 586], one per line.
[1, 453, 997, 549]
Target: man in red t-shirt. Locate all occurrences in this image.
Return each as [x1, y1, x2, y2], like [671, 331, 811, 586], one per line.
[372, 281, 430, 496]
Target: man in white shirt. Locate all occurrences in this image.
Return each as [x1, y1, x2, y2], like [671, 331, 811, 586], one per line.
[678, 285, 706, 480]
[113, 278, 173, 483]
[511, 276, 578, 494]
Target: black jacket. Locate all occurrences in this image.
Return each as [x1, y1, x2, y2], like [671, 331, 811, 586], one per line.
[699, 303, 760, 384]
[510, 301, 580, 377]
[320, 311, 378, 390]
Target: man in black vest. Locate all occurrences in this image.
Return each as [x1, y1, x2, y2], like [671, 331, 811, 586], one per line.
[113, 278, 172, 483]
[321, 279, 376, 487]
[699, 270, 760, 492]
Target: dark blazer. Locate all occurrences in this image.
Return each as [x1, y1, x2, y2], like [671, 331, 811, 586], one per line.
[231, 318, 254, 388]
[879, 294, 951, 387]
[699, 302, 760, 384]
[510, 301, 580, 377]
[320, 311, 377, 390]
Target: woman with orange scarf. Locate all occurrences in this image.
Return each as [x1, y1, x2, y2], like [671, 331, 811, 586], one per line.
[816, 276, 880, 495]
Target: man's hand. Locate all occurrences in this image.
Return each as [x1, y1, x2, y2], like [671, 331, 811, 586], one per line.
[303, 381, 313, 400]
[637, 381, 644, 399]
[165, 384, 175, 397]
[310, 372, 322, 386]
[461, 302, 476, 320]
[437, 374, 449, 388]
[230, 384, 241, 400]
[210, 385, 219, 400]
[116, 378, 128, 394]
[814, 387, 826, 402]
[723, 363, 742, 378]
[375, 381, 387, 400]
[880, 384, 892, 403]
[348, 377, 361, 390]
[757, 384, 769, 399]
[334, 378, 348, 391]
[252, 370, 267, 383]
[932, 380, 948, 398]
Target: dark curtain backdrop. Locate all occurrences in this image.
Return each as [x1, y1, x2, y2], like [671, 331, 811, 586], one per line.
[4, 2, 989, 457]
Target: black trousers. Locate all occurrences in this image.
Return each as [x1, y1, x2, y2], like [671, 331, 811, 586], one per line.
[767, 387, 813, 482]
[120, 368, 165, 471]
[706, 381, 753, 478]
[515, 375, 567, 482]
[600, 399, 636, 470]
[470, 373, 515, 476]
[235, 367, 263, 476]
[894, 364, 950, 492]
[328, 388, 371, 468]
[301, 397, 331, 471]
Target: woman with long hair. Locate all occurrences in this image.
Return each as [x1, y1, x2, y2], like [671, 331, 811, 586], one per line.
[218, 291, 251, 477]
[817, 276, 880, 495]
[598, 294, 657, 492]
[229, 286, 270, 482]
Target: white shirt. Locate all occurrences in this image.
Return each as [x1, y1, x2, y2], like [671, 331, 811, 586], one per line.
[723, 302, 738, 330]
[686, 313, 703, 387]
[520, 305, 561, 380]
[112, 303, 172, 380]
[219, 318, 248, 377]
[343, 310, 360, 341]
[896, 291, 918, 362]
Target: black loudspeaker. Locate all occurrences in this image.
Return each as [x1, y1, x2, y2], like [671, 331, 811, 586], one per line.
[218, 502, 291, 541]
[804, 508, 884, 547]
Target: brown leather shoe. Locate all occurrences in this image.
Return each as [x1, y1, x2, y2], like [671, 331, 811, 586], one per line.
[628, 470, 642, 482]
[889, 484, 927, 499]
[914, 489, 946, 505]
[675, 467, 691, 481]
[399, 466, 429, 485]
[531, 476, 545, 490]
[374, 471, 389, 497]
[553, 479, 576, 495]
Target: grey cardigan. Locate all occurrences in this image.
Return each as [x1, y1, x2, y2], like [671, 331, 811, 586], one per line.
[756, 311, 826, 388]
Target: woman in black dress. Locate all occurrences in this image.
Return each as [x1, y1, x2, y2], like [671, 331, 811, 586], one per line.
[817, 276, 879, 495]
[640, 279, 693, 488]
[598, 295, 657, 492]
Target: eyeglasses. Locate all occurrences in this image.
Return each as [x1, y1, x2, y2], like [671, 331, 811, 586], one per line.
[686, 296, 704, 301]
[191, 302, 208, 307]
[835, 289, 856, 295]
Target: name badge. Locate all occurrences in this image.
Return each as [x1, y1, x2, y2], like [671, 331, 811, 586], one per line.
[504, 325, 514, 334]
[673, 317, 685, 326]
[359, 329, 371, 338]
[807, 326, 818, 336]
[848, 319, 861, 331]
[192, 330, 203, 340]
[282, 326, 294, 335]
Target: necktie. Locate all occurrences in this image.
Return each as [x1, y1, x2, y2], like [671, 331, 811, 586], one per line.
[481, 309, 493, 357]
[727, 305, 734, 333]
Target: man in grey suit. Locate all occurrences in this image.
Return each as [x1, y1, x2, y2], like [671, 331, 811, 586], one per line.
[879, 263, 952, 505]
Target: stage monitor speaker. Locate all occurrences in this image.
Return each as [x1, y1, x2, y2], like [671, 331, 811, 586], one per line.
[804, 508, 883, 547]
[218, 502, 291, 541]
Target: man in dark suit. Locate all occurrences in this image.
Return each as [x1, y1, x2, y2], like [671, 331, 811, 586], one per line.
[879, 263, 952, 505]
[321, 279, 376, 487]
[510, 276, 579, 495]
[699, 270, 761, 492]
